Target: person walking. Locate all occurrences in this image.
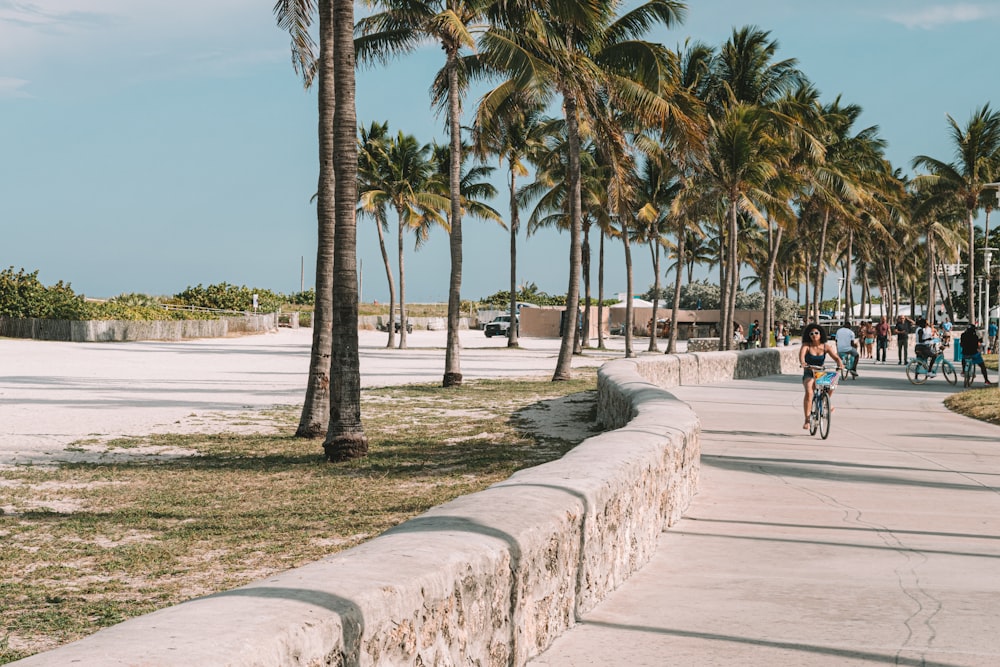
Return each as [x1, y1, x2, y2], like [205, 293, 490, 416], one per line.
[861, 321, 875, 359]
[989, 320, 998, 354]
[875, 316, 891, 364]
[960, 324, 994, 386]
[894, 315, 913, 364]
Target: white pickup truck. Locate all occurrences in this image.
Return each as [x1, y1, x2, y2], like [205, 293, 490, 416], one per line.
[484, 314, 517, 337]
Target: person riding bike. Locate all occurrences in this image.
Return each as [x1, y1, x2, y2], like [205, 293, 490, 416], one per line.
[799, 323, 846, 430]
[914, 318, 939, 376]
[834, 323, 859, 378]
[960, 324, 994, 386]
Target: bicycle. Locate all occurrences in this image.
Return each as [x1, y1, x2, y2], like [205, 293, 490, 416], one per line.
[963, 354, 977, 388]
[905, 343, 957, 385]
[805, 365, 839, 439]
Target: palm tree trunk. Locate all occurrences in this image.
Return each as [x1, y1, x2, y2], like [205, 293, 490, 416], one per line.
[728, 206, 739, 347]
[718, 216, 730, 350]
[375, 220, 396, 348]
[397, 212, 407, 349]
[813, 209, 831, 322]
[552, 93, 582, 380]
[579, 224, 591, 351]
[926, 234, 936, 323]
[763, 220, 783, 349]
[443, 46, 463, 387]
[647, 239, 659, 352]
[667, 225, 685, 354]
[967, 208, 977, 324]
[507, 169, 519, 348]
[845, 230, 854, 323]
[597, 230, 606, 349]
[323, 0, 367, 461]
[623, 226, 634, 358]
[296, 0, 336, 439]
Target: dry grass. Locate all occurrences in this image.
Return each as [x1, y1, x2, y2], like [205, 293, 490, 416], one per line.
[945, 354, 1000, 425]
[0, 372, 599, 663]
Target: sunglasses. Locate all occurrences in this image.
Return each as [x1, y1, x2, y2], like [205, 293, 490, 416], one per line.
[809, 331, 821, 336]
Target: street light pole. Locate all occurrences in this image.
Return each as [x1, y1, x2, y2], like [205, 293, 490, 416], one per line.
[980, 183, 1000, 329]
[983, 246, 996, 327]
[978, 276, 985, 326]
[836, 276, 845, 325]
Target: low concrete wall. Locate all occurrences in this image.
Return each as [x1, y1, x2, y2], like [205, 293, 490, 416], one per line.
[12, 345, 799, 667]
[0, 314, 278, 342]
[359, 315, 472, 331]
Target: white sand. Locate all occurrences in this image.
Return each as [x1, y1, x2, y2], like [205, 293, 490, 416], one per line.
[1, 328, 641, 467]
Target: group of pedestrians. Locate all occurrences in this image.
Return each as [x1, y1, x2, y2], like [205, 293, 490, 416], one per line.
[798, 316, 995, 429]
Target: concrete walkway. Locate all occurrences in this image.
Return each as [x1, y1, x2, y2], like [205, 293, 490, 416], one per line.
[531, 357, 1000, 667]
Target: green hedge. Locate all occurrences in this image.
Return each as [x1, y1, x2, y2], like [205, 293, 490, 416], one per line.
[0, 269, 292, 322]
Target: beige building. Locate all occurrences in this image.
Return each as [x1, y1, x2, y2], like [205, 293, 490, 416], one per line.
[517, 304, 765, 341]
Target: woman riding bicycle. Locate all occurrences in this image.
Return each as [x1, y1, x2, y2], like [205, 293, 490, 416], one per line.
[799, 323, 847, 430]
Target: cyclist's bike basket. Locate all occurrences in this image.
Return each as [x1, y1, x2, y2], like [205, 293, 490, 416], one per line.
[814, 370, 839, 388]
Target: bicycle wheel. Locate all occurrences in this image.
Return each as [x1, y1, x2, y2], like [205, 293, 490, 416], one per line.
[906, 360, 928, 385]
[964, 360, 976, 388]
[819, 392, 832, 439]
[809, 396, 819, 435]
[941, 360, 957, 385]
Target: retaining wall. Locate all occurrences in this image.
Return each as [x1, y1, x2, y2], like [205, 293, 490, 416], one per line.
[12, 345, 799, 667]
[0, 314, 278, 342]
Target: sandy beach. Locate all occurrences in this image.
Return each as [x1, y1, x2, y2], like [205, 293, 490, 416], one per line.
[0, 328, 639, 467]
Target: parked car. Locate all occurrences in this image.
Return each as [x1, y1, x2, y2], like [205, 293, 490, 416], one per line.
[484, 315, 517, 337]
[394, 316, 413, 334]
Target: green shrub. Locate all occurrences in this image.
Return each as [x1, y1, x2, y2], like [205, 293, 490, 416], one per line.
[479, 283, 568, 307]
[285, 289, 315, 306]
[0, 267, 92, 319]
[170, 283, 283, 313]
[108, 292, 162, 308]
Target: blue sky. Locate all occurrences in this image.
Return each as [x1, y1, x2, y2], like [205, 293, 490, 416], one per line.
[2, 1, 998, 303]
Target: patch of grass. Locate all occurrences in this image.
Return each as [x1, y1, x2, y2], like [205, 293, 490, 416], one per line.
[985, 353, 998, 372]
[945, 382, 1000, 426]
[0, 371, 600, 663]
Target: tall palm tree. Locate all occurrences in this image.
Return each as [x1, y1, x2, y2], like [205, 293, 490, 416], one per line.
[357, 121, 397, 348]
[324, 0, 369, 460]
[481, 0, 687, 379]
[913, 104, 1000, 323]
[358, 131, 448, 350]
[473, 100, 548, 348]
[274, 0, 331, 439]
[274, 0, 368, 458]
[684, 25, 804, 347]
[357, 0, 491, 387]
[689, 102, 786, 348]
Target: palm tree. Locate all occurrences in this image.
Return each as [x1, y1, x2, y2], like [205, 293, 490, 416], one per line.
[473, 100, 547, 347]
[357, 121, 398, 348]
[428, 141, 505, 293]
[706, 27, 806, 347]
[689, 102, 787, 348]
[325, 0, 369, 460]
[359, 131, 448, 350]
[357, 0, 491, 387]
[274, 0, 368, 458]
[634, 154, 677, 352]
[913, 104, 1000, 323]
[481, 0, 687, 379]
[274, 0, 331, 439]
